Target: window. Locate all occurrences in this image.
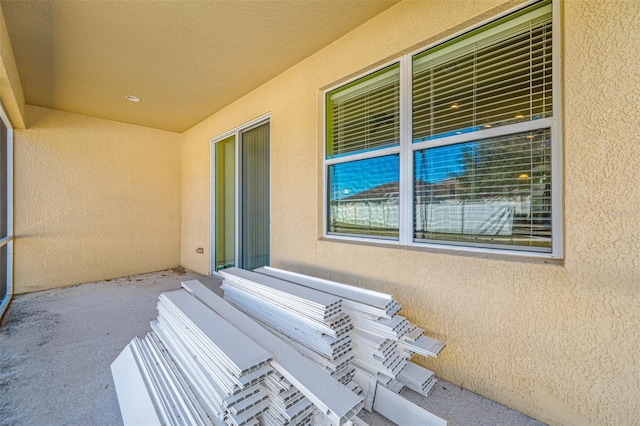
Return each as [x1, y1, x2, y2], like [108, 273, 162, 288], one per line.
[325, 0, 561, 257]
[326, 64, 401, 238]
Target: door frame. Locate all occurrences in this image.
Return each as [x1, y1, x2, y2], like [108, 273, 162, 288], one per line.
[0, 102, 14, 320]
[209, 113, 271, 275]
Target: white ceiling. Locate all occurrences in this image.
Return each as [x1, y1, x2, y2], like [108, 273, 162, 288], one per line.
[1, 0, 400, 132]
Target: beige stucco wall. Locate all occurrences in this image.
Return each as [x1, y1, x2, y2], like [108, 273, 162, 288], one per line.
[15, 105, 181, 294]
[181, 0, 640, 424]
[0, 4, 25, 128]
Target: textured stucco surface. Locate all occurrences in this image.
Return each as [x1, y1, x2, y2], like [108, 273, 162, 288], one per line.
[1, 0, 399, 132]
[14, 106, 181, 293]
[181, 0, 640, 424]
[0, 5, 25, 128]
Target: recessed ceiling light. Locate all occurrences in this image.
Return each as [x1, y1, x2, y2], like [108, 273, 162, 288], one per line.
[450, 102, 460, 110]
[483, 124, 492, 129]
[125, 95, 141, 102]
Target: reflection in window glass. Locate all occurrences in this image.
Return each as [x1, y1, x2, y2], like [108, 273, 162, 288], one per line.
[214, 136, 235, 271]
[328, 155, 399, 238]
[414, 129, 551, 251]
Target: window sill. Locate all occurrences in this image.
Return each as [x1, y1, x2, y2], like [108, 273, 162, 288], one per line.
[319, 235, 564, 266]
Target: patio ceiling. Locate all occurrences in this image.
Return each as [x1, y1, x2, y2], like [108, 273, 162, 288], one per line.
[0, 0, 400, 132]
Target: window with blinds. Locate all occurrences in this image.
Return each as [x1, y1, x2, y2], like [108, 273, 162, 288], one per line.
[411, 0, 553, 252]
[412, 2, 552, 142]
[326, 64, 400, 159]
[414, 129, 551, 250]
[324, 0, 559, 255]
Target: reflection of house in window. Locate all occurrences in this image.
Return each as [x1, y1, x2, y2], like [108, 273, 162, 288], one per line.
[416, 178, 462, 201]
[415, 178, 516, 238]
[330, 182, 399, 237]
[331, 177, 522, 238]
[331, 174, 551, 242]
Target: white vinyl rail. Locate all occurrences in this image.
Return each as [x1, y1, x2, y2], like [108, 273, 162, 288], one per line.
[182, 279, 364, 426]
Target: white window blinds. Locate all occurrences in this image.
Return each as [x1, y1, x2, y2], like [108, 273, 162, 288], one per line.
[323, 0, 559, 256]
[412, 1, 552, 142]
[326, 64, 400, 158]
[414, 129, 552, 251]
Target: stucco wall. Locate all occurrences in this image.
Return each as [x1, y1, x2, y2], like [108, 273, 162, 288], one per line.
[180, 0, 640, 424]
[15, 105, 181, 293]
[0, 4, 25, 128]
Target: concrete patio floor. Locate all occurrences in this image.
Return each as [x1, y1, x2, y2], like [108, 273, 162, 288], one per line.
[0, 269, 545, 426]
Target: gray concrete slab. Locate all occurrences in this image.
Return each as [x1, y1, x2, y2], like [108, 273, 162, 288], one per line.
[0, 269, 545, 426]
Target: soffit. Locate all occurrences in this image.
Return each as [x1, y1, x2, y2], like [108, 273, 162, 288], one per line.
[0, 0, 400, 132]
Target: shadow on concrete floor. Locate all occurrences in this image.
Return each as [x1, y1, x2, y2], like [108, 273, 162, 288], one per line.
[0, 269, 544, 426]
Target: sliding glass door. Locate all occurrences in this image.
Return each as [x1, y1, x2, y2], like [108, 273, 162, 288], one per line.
[212, 118, 270, 272]
[241, 123, 270, 270]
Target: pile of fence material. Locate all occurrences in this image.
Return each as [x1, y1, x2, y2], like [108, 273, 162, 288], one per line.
[219, 268, 357, 390]
[113, 289, 275, 426]
[111, 268, 447, 426]
[255, 267, 445, 403]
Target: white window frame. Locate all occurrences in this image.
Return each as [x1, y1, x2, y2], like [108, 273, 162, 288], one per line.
[0, 102, 14, 319]
[324, 59, 403, 244]
[323, 0, 562, 259]
[209, 113, 272, 275]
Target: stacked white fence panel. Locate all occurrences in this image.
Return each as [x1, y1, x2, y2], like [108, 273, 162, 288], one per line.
[182, 279, 364, 426]
[262, 372, 315, 425]
[150, 319, 233, 421]
[220, 268, 357, 393]
[218, 268, 342, 322]
[112, 271, 446, 426]
[398, 325, 446, 358]
[111, 340, 167, 426]
[255, 267, 445, 400]
[255, 268, 395, 315]
[154, 295, 315, 426]
[222, 283, 352, 360]
[112, 288, 275, 426]
[112, 331, 252, 426]
[397, 361, 438, 396]
[159, 291, 272, 385]
[154, 290, 273, 425]
[349, 329, 405, 379]
[134, 333, 216, 426]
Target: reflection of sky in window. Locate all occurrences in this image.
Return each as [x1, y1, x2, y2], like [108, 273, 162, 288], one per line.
[415, 142, 475, 184]
[329, 141, 477, 201]
[329, 155, 399, 200]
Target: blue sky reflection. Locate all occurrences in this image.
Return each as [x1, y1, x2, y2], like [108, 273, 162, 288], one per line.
[329, 142, 476, 201]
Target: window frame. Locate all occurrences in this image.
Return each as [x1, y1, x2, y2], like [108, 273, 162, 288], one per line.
[209, 113, 272, 275]
[0, 102, 14, 319]
[324, 58, 404, 243]
[323, 0, 562, 259]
